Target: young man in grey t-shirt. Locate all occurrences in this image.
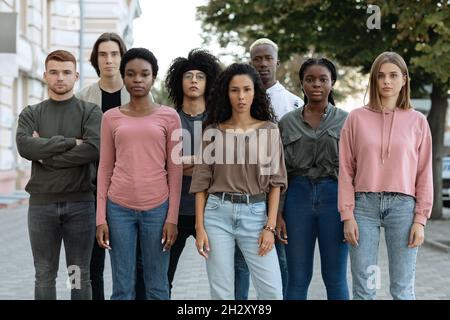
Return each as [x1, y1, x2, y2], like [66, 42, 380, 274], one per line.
[164, 49, 221, 296]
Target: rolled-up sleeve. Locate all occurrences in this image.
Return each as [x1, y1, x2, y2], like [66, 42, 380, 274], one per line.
[189, 137, 213, 194]
[269, 127, 287, 193]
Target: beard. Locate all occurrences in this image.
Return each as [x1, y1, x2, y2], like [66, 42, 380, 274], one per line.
[48, 84, 73, 96]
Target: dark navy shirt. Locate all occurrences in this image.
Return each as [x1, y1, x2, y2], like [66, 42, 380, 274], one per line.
[178, 109, 206, 215]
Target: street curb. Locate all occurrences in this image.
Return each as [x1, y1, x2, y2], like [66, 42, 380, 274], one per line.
[423, 238, 450, 253]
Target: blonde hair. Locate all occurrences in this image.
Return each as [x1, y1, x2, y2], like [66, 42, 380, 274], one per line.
[366, 51, 412, 110]
[249, 38, 278, 54]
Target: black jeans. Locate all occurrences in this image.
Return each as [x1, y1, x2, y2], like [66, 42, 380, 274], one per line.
[28, 201, 95, 300]
[167, 215, 196, 297]
[90, 240, 105, 300]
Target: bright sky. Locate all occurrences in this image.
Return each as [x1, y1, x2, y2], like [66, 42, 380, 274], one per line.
[133, 0, 243, 87]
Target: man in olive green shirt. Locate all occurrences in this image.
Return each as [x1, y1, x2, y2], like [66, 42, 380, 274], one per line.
[16, 50, 101, 300]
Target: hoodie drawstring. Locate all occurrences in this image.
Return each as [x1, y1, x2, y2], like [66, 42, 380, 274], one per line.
[387, 110, 396, 160]
[381, 111, 385, 164]
[381, 108, 396, 165]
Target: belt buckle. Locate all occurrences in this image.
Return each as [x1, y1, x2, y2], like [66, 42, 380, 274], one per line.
[231, 194, 244, 203]
[232, 194, 241, 203]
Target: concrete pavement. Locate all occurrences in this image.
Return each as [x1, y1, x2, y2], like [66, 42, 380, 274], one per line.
[0, 205, 449, 300]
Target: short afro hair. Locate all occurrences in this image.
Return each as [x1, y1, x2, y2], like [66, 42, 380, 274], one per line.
[120, 48, 158, 79]
[165, 48, 222, 110]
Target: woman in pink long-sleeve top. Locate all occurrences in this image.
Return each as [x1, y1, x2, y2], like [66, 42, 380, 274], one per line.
[338, 51, 433, 300]
[96, 48, 182, 300]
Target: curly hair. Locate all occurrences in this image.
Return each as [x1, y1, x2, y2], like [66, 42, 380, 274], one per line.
[120, 48, 158, 80]
[298, 57, 337, 106]
[204, 63, 276, 128]
[165, 48, 222, 110]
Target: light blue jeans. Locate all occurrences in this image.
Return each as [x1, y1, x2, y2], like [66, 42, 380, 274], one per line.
[350, 192, 418, 300]
[107, 199, 169, 300]
[204, 194, 282, 300]
[234, 240, 288, 300]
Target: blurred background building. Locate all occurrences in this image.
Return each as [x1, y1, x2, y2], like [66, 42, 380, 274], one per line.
[0, 0, 141, 206]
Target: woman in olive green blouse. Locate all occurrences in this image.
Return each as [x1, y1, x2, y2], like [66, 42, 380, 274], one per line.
[278, 58, 349, 300]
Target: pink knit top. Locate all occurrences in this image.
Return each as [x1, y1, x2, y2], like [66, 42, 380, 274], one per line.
[96, 106, 182, 226]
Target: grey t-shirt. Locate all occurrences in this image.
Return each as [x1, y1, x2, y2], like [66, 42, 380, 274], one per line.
[178, 109, 206, 215]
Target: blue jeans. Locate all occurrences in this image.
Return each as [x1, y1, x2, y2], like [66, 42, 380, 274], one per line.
[351, 192, 418, 300]
[234, 240, 288, 300]
[28, 201, 96, 300]
[107, 199, 169, 300]
[90, 197, 146, 300]
[204, 194, 282, 300]
[284, 176, 349, 300]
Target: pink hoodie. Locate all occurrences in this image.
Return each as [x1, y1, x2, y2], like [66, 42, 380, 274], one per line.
[338, 106, 433, 225]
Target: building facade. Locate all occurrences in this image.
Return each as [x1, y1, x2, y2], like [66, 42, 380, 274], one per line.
[0, 0, 141, 204]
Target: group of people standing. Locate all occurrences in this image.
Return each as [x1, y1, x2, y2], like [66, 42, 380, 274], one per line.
[15, 31, 433, 301]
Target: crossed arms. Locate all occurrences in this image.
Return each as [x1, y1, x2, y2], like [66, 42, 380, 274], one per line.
[16, 106, 102, 168]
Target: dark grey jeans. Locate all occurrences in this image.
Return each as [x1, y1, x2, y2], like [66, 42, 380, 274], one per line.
[28, 201, 95, 300]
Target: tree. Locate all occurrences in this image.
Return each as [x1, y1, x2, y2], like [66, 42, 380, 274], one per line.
[198, 0, 450, 218]
[151, 81, 172, 107]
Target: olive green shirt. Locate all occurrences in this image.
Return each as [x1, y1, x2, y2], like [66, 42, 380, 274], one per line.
[278, 103, 348, 180]
[16, 96, 102, 204]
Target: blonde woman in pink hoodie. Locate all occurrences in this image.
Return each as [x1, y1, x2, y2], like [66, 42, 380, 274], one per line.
[338, 52, 433, 300]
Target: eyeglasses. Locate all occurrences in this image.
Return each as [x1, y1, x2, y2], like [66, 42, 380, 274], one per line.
[183, 72, 206, 82]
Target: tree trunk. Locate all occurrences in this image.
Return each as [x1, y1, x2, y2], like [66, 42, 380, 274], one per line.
[427, 82, 449, 219]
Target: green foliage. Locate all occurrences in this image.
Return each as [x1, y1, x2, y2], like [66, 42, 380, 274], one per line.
[198, 0, 449, 96]
[151, 80, 172, 107]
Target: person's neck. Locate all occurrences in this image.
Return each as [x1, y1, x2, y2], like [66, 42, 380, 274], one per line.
[99, 75, 123, 93]
[48, 91, 74, 101]
[305, 101, 328, 114]
[129, 96, 155, 111]
[264, 79, 277, 90]
[182, 97, 205, 116]
[227, 113, 254, 129]
[380, 96, 397, 111]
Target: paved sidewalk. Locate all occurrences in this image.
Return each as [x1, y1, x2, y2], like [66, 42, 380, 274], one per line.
[1, 205, 449, 300]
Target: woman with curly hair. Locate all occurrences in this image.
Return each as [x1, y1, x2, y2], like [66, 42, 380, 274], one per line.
[164, 49, 221, 296]
[190, 63, 287, 299]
